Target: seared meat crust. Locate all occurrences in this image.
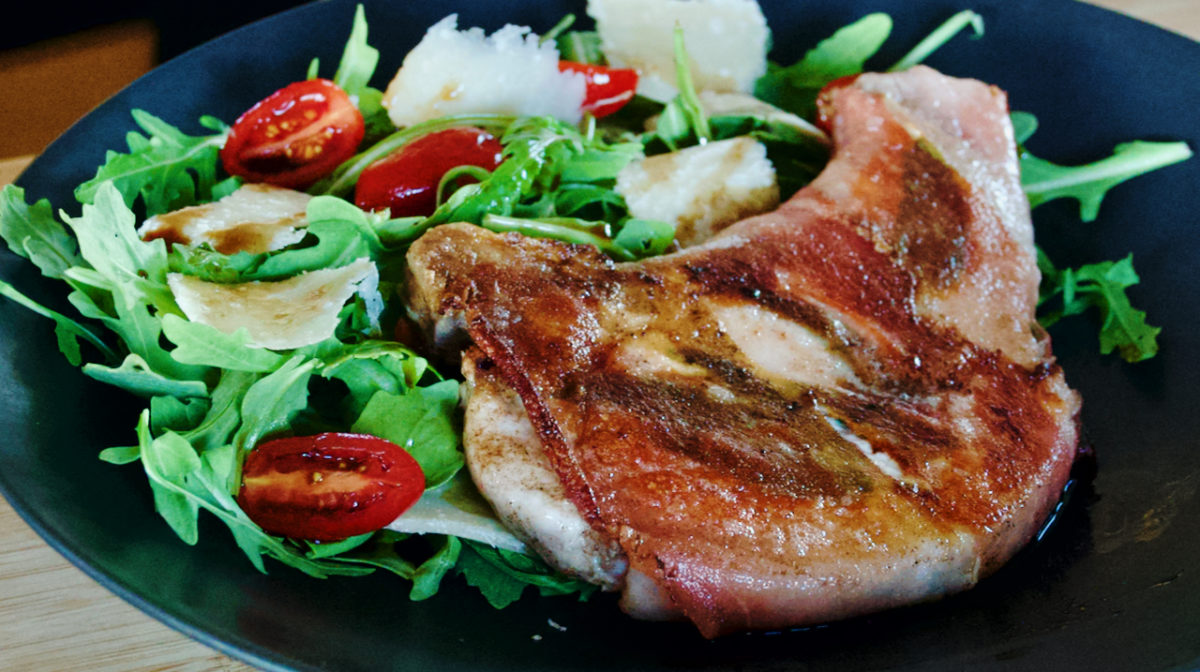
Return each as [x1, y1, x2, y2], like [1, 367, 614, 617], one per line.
[406, 66, 1081, 637]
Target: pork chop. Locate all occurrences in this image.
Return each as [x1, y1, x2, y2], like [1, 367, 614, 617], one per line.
[404, 65, 1082, 637]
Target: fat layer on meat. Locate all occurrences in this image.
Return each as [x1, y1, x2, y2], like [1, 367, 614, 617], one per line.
[405, 66, 1081, 637]
[461, 353, 628, 589]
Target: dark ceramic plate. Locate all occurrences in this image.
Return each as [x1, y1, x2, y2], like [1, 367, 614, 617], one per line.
[3, 1, 1199, 670]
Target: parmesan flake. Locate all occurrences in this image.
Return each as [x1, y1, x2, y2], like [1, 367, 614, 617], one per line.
[168, 258, 376, 350]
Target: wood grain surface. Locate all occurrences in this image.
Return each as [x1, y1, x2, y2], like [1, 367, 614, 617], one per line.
[0, 3, 1195, 671]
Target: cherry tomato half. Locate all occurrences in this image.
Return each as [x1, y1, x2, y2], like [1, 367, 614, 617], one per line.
[220, 78, 365, 190]
[237, 432, 424, 541]
[558, 61, 638, 118]
[354, 126, 504, 218]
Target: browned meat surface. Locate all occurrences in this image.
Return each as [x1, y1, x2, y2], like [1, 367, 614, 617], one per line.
[405, 65, 1081, 638]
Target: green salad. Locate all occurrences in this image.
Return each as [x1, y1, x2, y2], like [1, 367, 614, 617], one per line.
[0, 3, 1189, 609]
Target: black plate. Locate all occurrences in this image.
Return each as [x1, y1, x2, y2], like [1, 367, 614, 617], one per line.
[3, 1, 1199, 670]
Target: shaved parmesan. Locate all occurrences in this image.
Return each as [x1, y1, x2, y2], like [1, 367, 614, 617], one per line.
[386, 472, 528, 553]
[382, 15, 586, 127]
[616, 136, 778, 246]
[138, 184, 311, 255]
[588, 0, 769, 101]
[168, 258, 376, 350]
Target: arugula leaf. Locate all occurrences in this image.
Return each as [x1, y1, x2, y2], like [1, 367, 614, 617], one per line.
[0, 187, 132, 367]
[233, 356, 316, 455]
[150, 395, 211, 435]
[613, 218, 676, 258]
[669, 26, 711, 143]
[75, 111, 228, 216]
[0, 186, 111, 363]
[356, 88, 396, 144]
[456, 543, 527, 609]
[485, 211, 604, 242]
[331, 4, 379, 100]
[1021, 140, 1192, 221]
[181, 369, 256, 452]
[0, 185, 82, 279]
[1017, 111, 1186, 362]
[303, 533, 374, 560]
[409, 535, 463, 600]
[66, 182, 169, 287]
[166, 246, 266, 284]
[457, 540, 597, 609]
[889, 10, 984, 72]
[254, 198, 383, 277]
[1037, 251, 1160, 362]
[540, 13, 575, 45]
[57, 280, 143, 368]
[318, 340, 430, 421]
[754, 9, 984, 121]
[89, 286, 207, 381]
[541, 14, 603, 67]
[139, 418, 203, 544]
[755, 13, 892, 119]
[640, 27, 717, 153]
[303, 531, 468, 600]
[557, 30, 605, 65]
[552, 184, 627, 222]
[317, 338, 430, 383]
[0, 279, 114, 365]
[307, 530, 413, 574]
[98, 444, 141, 465]
[325, 4, 393, 142]
[543, 142, 642, 223]
[82, 354, 209, 398]
[1010, 110, 1038, 145]
[351, 380, 464, 488]
[558, 144, 644, 184]
[160, 313, 285, 373]
[57, 185, 206, 381]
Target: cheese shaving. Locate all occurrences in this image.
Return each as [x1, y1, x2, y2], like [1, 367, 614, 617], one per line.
[168, 258, 376, 350]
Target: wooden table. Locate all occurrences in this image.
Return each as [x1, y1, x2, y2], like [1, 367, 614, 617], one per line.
[1, 3, 1196, 670]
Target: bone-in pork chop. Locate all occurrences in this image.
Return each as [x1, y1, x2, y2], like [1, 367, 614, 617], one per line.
[405, 65, 1082, 637]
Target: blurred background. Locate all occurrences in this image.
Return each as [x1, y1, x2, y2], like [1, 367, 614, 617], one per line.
[0, 2, 306, 157]
[0, 0, 1195, 159]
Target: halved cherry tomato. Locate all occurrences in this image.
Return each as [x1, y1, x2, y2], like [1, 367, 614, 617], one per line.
[354, 126, 504, 218]
[558, 61, 638, 118]
[237, 432, 424, 541]
[220, 78, 365, 189]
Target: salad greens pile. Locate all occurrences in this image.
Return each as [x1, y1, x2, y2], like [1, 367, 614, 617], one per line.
[0, 4, 1190, 607]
